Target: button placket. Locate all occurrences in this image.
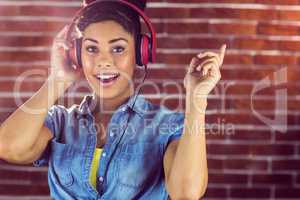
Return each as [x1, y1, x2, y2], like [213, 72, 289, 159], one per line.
[109, 131, 115, 137]
[121, 107, 127, 112]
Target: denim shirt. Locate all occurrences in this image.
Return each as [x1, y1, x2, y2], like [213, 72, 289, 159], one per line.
[33, 94, 185, 200]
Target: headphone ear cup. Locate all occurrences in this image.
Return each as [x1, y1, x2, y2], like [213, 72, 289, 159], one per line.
[68, 38, 82, 69]
[136, 34, 151, 66]
[136, 34, 142, 66]
[75, 38, 83, 68]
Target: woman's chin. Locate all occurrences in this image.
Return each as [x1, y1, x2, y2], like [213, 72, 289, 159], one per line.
[92, 88, 119, 99]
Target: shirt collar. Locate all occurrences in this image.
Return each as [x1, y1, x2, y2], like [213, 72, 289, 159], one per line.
[78, 93, 148, 117]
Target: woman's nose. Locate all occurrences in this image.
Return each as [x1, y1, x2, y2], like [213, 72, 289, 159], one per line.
[97, 53, 113, 68]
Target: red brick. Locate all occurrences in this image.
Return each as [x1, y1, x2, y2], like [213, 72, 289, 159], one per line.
[169, 0, 300, 4]
[275, 188, 300, 198]
[232, 38, 278, 50]
[256, 0, 300, 4]
[279, 40, 300, 51]
[272, 159, 300, 171]
[166, 22, 209, 34]
[230, 187, 271, 198]
[228, 130, 272, 141]
[278, 10, 300, 21]
[157, 53, 193, 64]
[258, 23, 300, 36]
[0, 36, 53, 47]
[207, 144, 295, 156]
[204, 187, 228, 198]
[297, 174, 300, 184]
[276, 130, 300, 141]
[209, 173, 248, 184]
[252, 174, 293, 185]
[0, 6, 19, 16]
[19, 6, 77, 17]
[206, 113, 266, 126]
[0, 80, 44, 92]
[158, 36, 230, 50]
[208, 158, 268, 170]
[226, 159, 269, 170]
[150, 8, 278, 21]
[254, 55, 298, 65]
[0, 21, 65, 32]
[210, 23, 257, 35]
[0, 184, 49, 195]
[0, 169, 47, 183]
[0, 52, 49, 62]
[224, 53, 254, 65]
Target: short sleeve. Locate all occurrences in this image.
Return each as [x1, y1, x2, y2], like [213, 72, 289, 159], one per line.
[32, 105, 62, 167]
[161, 111, 185, 153]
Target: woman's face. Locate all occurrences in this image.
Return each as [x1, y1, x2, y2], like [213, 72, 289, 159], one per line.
[81, 20, 136, 100]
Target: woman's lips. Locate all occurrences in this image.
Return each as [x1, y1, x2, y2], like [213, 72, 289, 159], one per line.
[94, 73, 120, 87]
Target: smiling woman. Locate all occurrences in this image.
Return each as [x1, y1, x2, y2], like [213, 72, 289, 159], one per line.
[0, 0, 217, 199]
[81, 20, 136, 100]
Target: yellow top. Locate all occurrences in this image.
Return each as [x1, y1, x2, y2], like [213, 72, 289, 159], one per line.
[89, 148, 102, 189]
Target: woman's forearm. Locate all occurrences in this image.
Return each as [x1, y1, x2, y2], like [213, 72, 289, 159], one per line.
[0, 77, 70, 160]
[168, 98, 208, 199]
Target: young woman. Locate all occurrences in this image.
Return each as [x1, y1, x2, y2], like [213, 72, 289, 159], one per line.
[0, 0, 226, 199]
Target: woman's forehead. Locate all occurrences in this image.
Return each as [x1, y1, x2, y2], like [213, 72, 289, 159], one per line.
[82, 20, 133, 41]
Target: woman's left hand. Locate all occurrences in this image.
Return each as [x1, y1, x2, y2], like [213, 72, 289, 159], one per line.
[184, 44, 226, 103]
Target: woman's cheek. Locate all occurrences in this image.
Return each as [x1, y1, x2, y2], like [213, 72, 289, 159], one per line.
[117, 53, 135, 72]
[82, 55, 94, 72]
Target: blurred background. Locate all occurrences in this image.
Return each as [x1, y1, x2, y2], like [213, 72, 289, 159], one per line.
[0, 0, 300, 199]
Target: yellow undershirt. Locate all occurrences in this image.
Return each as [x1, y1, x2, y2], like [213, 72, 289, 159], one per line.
[89, 148, 103, 189]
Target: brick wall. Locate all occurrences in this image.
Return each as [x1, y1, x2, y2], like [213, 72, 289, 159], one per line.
[0, 0, 300, 199]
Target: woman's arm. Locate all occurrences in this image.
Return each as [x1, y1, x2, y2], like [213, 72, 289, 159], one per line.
[0, 26, 82, 164]
[0, 78, 69, 163]
[164, 45, 226, 200]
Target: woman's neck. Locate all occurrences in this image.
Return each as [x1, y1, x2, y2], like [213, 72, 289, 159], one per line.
[91, 89, 133, 121]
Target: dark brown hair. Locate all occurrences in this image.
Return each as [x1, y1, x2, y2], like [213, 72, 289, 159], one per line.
[76, 1, 146, 46]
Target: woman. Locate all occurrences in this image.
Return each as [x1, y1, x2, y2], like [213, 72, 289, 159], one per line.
[0, 0, 226, 199]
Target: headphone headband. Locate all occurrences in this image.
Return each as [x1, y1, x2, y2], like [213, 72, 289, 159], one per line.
[66, 0, 156, 63]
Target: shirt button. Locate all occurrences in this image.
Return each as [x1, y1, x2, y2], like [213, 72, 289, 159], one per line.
[109, 132, 115, 137]
[99, 176, 104, 182]
[102, 152, 106, 157]
[121, 107, 127, 112]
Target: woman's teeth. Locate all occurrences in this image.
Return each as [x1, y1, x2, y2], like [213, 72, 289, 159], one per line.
[94, 73, 120, 86]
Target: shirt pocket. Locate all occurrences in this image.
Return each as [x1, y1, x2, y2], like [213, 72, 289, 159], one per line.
[50, 140, 74, 187]
[114, 142, 163, 189]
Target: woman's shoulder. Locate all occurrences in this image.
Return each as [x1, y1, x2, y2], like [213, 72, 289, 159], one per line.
[142, 96, 185, 122]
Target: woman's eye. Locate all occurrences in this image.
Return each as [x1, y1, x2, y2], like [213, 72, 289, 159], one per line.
[85, 46, 99, 53]
[112, 46, 125, 53]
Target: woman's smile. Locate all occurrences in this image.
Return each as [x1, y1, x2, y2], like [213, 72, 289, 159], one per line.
[93, 71, 121, 87]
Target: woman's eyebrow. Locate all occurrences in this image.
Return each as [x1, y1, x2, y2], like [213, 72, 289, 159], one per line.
[83, 38, 98, 43]
[109, 37, 128, 44]
[83, 37, 128, 44]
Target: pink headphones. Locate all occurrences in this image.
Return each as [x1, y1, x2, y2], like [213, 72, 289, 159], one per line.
[64, 0, 156, 69]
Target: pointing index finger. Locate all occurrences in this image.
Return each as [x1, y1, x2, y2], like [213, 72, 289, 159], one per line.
[219, 44, 226, 65]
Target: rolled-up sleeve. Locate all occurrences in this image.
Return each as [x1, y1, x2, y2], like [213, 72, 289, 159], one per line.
[161, 111, 185, 153]
[32, 105, 62, 167]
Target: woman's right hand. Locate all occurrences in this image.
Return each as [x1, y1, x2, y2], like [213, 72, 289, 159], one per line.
[49, 26, 83, 87]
